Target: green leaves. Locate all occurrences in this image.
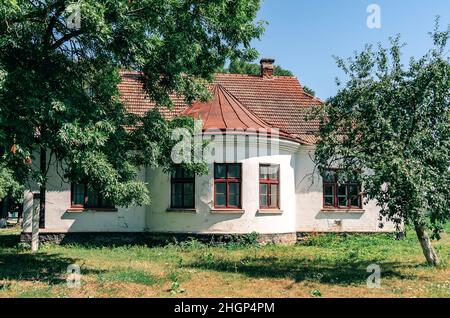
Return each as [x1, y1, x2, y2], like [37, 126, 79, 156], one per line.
[0, 0, 262, 207]
[0, 164, 23, 201]
[315, 21, 450, 238]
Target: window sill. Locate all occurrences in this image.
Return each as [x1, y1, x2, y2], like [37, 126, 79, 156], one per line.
[66, 208, 118, 213]
[166, 208, 198, 213]
[257, 209, 283, 214]
[321, 208, 365, 214]
[210, 208, 245, 214]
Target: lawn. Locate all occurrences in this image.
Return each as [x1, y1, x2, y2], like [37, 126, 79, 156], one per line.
[0, 226, 449, 298]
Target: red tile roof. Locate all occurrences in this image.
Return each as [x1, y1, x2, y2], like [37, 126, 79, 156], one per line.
[181, 84, 295, 141]
[118, 71, 322, 144]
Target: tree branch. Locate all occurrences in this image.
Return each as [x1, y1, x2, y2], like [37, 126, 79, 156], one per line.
[50, 29, 84, 50]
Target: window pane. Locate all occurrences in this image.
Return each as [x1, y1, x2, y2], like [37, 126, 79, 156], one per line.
[228, 164, 240, 179]
[228, 183, 240, 206]
[324, 196, 334, 206]
[338, 196, 347, 207]
[268, 166, 279, 180]
[260, 184, 268, 207]
[214, 164, 226, 179]
[215, 183, 226, 206]
[338, 185, 347, 196]
[87, 187, 100, 207]
[183, 183, 194, 208]
[348, 185, 359, 196]
[324, 185, 334, 196]
[73, 184, 85, 205]
[174, 166, 184, 178]
[171, 183, 183, 207]
[323, 170, 335, 182]
[259, 166, 269, 179]
[350, 195, 361, 208]
[101, 196, 114, 208]
[270, 184, 278, 208]
[183, 169, 194, 178]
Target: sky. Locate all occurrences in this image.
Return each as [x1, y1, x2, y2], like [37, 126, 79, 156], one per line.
[252, 0, 450, 99]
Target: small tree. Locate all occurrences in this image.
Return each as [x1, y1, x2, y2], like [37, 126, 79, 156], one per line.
[314, 20, 450, 266]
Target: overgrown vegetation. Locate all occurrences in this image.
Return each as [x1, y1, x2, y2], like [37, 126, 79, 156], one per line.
[0, 225, 448, 298]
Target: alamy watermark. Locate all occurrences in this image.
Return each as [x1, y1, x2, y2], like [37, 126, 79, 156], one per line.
[366, 264, 381, 288]
[170, 119, 281, 164]
[65, 3, 81, 30]
[367, 4, 381, 29]
[67, 264, 81, 288]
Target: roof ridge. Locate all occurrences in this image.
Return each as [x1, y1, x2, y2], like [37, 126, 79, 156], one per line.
[216, 72, 297, 79]
[216, 85, 228, 129]
[217, 84, 250, 129]
[203, 85, 216, 126]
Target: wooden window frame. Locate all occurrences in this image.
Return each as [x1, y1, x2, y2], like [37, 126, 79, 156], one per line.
[259, 164, 280, 209]
[322, 169, 362, 209]
[170, 167, 195, 209]
[214, 163, 242, 209]
[70, 183, 115, 210]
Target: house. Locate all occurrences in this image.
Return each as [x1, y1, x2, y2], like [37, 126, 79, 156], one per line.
[21, 59, 395, 245]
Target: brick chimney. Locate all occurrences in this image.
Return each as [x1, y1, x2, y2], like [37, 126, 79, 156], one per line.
[260, 58, 275, 78]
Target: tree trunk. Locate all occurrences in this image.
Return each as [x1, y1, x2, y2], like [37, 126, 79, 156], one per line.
[415, 224, 440, 266]
[39, 147, 46, 229]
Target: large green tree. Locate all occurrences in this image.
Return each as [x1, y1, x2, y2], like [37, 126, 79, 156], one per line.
[0, 1, 264, 216]
[314, 21, 450, 266]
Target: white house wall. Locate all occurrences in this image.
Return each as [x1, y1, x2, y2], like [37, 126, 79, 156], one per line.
[145, 153, 297, 234]
[294, 147, 396, 232]
[22, 162, 146, 233]
[22, 140, 395, 234]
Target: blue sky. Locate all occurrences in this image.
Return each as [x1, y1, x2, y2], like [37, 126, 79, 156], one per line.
[252, 0, 450, 99]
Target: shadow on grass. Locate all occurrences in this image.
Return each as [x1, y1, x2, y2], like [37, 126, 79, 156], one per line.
[0, 234, 20, 249]
[187, 256, 418, 285]
[0, 251, 106, 285]
[0, 233, 105, 285]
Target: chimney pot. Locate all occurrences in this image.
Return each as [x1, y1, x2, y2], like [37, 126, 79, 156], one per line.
[260, 58, 275, 78]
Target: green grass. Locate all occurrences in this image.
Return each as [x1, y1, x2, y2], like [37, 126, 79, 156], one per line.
[0, 225, 448, 298]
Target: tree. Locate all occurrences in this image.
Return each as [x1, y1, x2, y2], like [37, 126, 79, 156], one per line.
[314, 20, 450, 266]
[0, 163, 23, 227]
[223, 58, 294, 76]
[302, 86, 316, 97]
[223, 58, 316, 96]
[0, 1, 264, 221]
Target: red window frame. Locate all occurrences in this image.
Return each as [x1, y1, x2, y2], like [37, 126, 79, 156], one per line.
[323, 169, 362, 209]
[259, 164, 280, 209]
[70, 183, 115, 210]
[171, 167, 195, 209]
[214, 163, 242, 209]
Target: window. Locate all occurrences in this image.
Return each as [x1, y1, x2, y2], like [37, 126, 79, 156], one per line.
[323, 170, 362, 209]
[214, 163, 241, 208]
[71, 184, 114, 209]
[259, 164, 280, 209]
[171, 166, 195, 209]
